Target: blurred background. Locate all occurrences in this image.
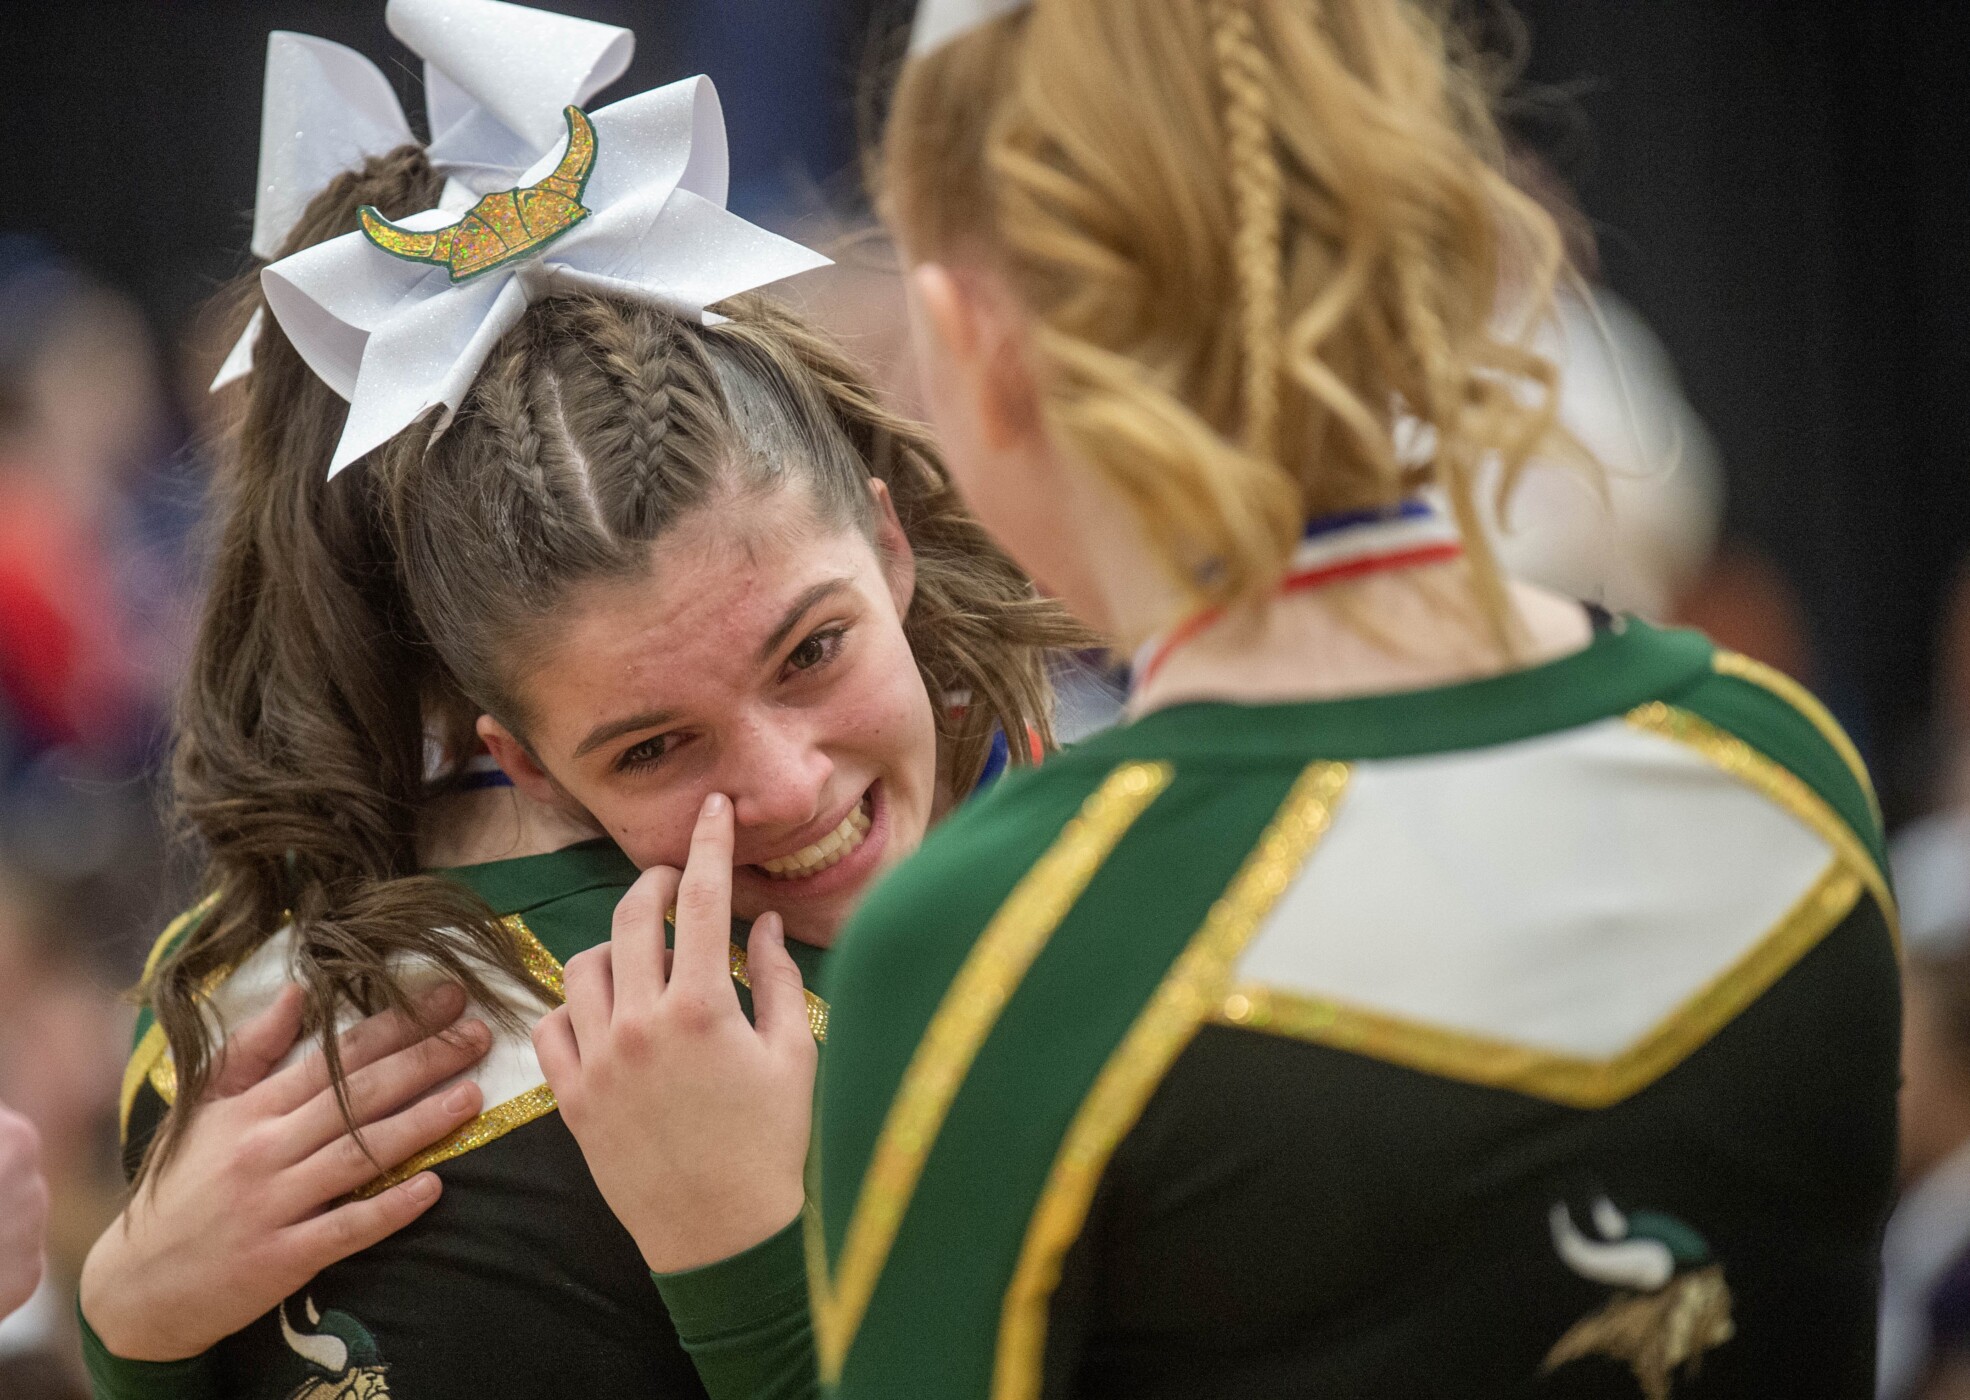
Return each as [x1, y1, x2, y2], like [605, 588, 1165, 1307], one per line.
[0, 1, 1969, 1395]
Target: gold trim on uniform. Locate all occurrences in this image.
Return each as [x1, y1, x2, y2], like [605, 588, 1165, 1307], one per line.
[1215, 858, 1860, 1108]
[118, 895, 222, 1135]
[729, 941, 831, 1043]
[1625, 702, 1897, 941]
[815, 761, 1175, 1386]
[353, 1083, 562, 1198]
[1711, 651, 1880, 821]
[993, 761, 1351, 1400]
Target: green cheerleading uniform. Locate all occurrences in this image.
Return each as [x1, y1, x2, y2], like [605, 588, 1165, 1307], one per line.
[812, 618, 1900, 1399]
[89, 838, 827, 1400]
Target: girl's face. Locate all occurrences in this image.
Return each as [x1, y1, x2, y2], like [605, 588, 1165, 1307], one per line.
[484, 483, 939, 948]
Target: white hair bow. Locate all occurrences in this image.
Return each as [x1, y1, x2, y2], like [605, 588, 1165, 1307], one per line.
[910, 0, 1029, 55]
[260, 76, 832, 477]
[212, 0, 634, 390]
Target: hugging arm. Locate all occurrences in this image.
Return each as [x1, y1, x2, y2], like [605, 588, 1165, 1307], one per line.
[81, 985, 490, 1398]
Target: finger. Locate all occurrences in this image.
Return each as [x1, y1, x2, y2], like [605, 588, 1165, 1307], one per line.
[745, 913, 816, 1054]
[284, 1172, 444, 1269]
[208, 985, 306, 1100]
[562, 945, 615, 1051]
[670, 792, 739, 1000]
[294, 1080, 483, 1202]
[531, 1008, 581, 1102]
[287, 1019, 491, 1158]
[261, 983, 470, 1115]
[610, 865, 681, 1021]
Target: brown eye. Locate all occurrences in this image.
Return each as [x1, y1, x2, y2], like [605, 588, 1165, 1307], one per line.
[786, 627, 846, 676]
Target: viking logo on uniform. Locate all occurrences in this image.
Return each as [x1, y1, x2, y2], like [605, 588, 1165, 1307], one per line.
[278, 1296, 392, 1400]
[1543, 1197, 1735, 1400]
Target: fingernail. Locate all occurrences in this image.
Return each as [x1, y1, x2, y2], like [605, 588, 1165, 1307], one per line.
[459, 1019, 490, 1047]
[404, 1173, 440, 1201]
[703, 792, 728, 817]
[756, 912, 783, 943]
[442, 1085, 477, 1114]
[422, 982, 466, 1012]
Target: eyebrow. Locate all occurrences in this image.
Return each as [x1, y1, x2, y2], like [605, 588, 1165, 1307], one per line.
[570, 577, 858, 761]
[755, 577, 857, 664]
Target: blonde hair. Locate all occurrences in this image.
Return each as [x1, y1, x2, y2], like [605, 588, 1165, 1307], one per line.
[881, 0, 1576, 641]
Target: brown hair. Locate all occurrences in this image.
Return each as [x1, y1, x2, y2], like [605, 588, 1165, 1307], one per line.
[146, 145, 1073, 1177]
[384, 289, 1073, 787]
[880, 0, 1578, 644]
[147, 148, 525, 1178]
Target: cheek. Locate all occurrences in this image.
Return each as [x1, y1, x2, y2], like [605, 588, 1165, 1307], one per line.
[571, 779, 701, 871]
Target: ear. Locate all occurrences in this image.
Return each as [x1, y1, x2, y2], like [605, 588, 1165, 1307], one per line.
[909, 262, 1043, 454]
[476, 714, 581, 817]
[868, 477, 917, 615]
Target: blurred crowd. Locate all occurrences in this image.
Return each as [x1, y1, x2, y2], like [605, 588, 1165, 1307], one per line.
[0, 235, 201, 1398]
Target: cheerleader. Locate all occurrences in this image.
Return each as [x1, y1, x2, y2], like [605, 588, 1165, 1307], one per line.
[550, 2, 1900, 1397]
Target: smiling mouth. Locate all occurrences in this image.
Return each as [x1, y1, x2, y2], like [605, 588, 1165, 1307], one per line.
[757, 793, 874, 881]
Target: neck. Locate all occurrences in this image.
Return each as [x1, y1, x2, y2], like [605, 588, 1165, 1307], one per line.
[1129, 567, 1595, 717]
[416, 786, 608, 869]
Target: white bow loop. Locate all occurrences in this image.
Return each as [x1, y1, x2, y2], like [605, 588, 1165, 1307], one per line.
[215, 1, 635, 391]
[261, 77, 832, 477]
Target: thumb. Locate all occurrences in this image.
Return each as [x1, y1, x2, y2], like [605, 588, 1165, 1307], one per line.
[211, 984, 307, 1099]
[746, 914, 815, 1055]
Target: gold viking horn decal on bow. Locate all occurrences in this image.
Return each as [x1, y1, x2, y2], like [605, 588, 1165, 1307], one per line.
[359, 106, 598, 283]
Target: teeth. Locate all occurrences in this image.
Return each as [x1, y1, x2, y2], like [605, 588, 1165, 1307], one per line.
[760, 801, 872, 880]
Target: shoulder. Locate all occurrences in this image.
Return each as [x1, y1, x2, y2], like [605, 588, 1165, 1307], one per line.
[826, 755, 1173, 1008]
[1648, 641, 1887, 896]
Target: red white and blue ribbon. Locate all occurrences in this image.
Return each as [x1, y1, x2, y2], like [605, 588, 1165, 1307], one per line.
[1130, 498, 1465, 691]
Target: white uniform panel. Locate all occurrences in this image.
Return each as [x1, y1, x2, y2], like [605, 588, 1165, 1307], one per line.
[198, 928, 551, 1112]
[1234, 718, 1835, 1059]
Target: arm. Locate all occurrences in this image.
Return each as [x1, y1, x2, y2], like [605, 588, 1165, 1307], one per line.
[538, 792, 821, 1398]
[0, 1100, 47, 1321]
[654, 1217, 818, 1400]
[80, 983, 491, 1390]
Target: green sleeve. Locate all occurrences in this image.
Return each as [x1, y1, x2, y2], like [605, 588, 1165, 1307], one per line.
[80, 1305, 221, 1400]
[653, 1216, 819, 1400]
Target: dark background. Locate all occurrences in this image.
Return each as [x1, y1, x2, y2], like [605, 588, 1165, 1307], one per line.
[2, 0, 1968, 826]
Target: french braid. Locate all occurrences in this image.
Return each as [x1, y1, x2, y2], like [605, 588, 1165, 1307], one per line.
[1207, 0, 1285, 465]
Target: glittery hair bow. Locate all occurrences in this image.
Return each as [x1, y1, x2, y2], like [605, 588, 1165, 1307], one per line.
[212, 0, 634, 390]
[261, 76, 832, 476]
[910, 0, 1030, 54]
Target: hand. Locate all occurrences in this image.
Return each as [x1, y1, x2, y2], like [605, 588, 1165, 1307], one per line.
[537, 792, 818, 1274]
[0, 1100, 48, 1320]
[80, 983, 492, 1361]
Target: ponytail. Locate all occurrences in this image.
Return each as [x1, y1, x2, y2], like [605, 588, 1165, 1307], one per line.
[142, 148, 531, 1182]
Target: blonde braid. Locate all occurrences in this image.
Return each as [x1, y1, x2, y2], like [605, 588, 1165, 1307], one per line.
[1208, 0, 1285, 464]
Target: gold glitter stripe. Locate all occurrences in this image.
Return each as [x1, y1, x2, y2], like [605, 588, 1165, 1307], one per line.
[815, 761, 1174, 1384]
[148, 1052, 178, 1106]
[119, 1021, 170, 1133]
[120, 896, 225, 1135]
[352, 1083, 561, 1198]
[140, 893, 220, 986]
[504, 914, 566, 1001]
[993, 762, 1350, 1400]
[1214, 856, 1860, 1108]
[729, 942, 831, 1043]
[1712, 651, 1880, 821]
[1626, 702, 1897, 943]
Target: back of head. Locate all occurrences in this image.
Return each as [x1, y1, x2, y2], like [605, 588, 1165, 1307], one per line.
[881, 0, 1573, 637]
[151, 146, 528, 1174]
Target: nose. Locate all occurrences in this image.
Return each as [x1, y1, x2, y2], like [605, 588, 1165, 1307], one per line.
[720, 709, 834, 836]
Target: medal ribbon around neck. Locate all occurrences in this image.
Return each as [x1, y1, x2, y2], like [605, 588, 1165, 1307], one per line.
[1130, 499, 1466, 692]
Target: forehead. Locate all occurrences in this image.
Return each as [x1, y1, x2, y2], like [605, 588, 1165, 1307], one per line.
[522, 493, 880, 723]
